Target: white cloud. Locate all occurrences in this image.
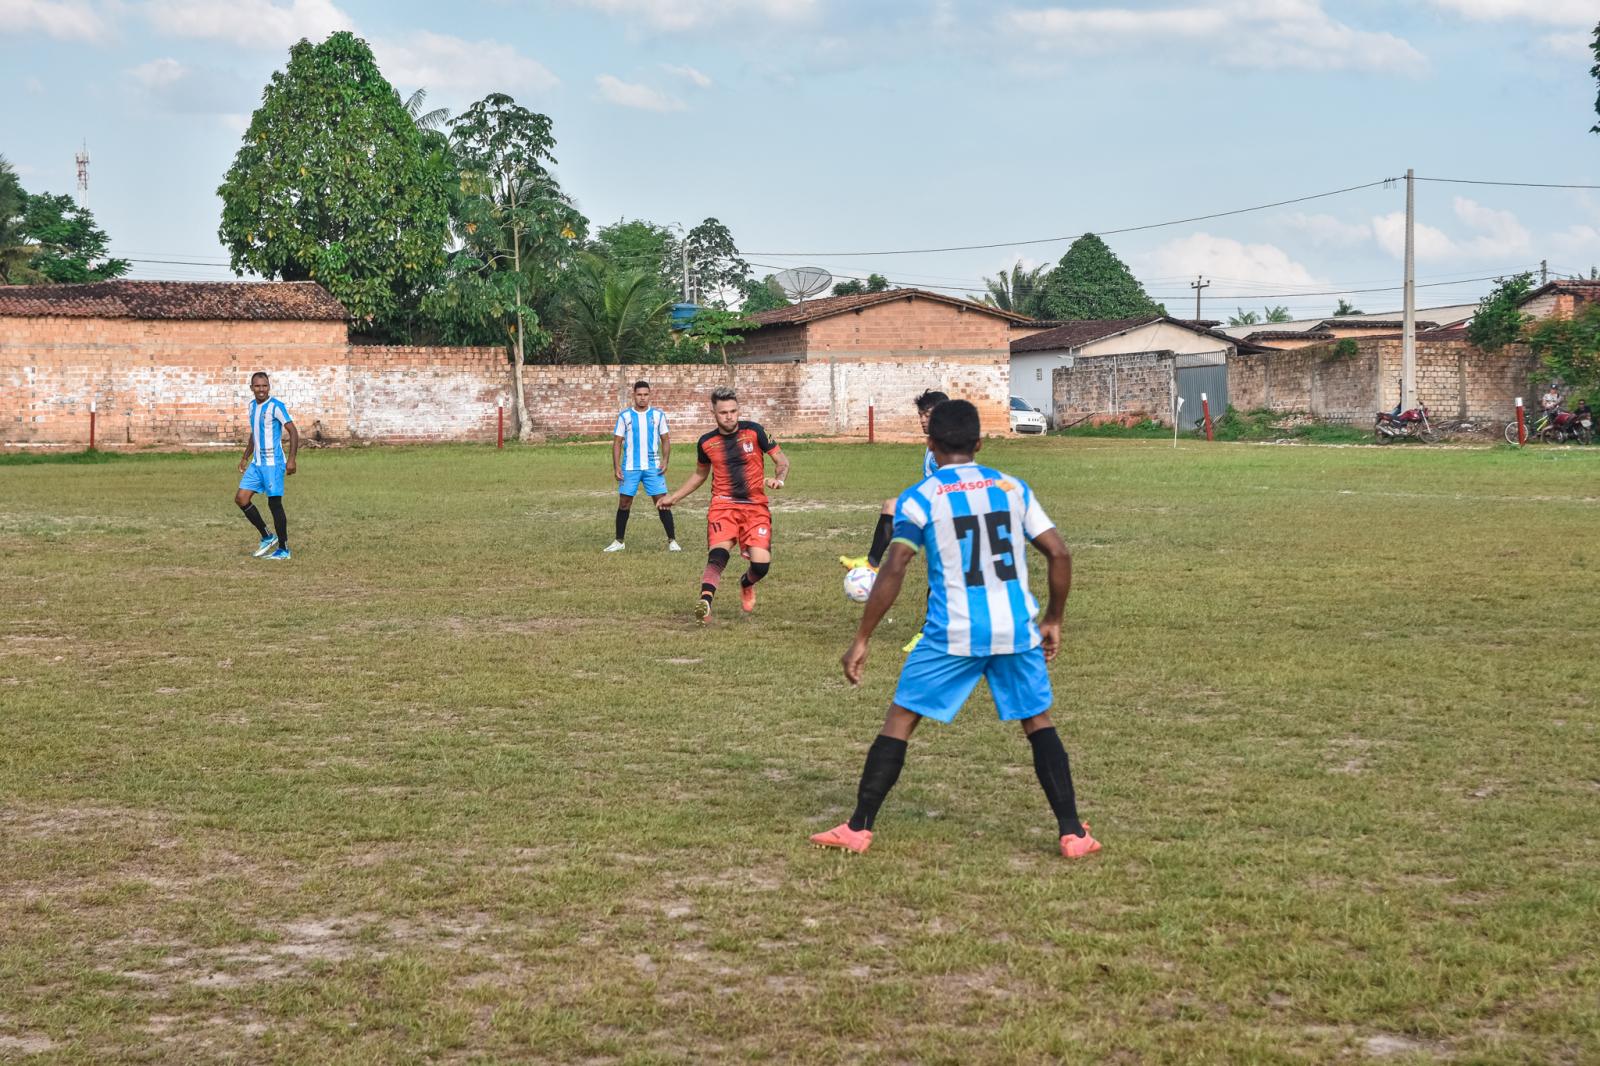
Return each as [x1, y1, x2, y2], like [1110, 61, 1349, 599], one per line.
[596, 74, 684, 111]
[374, 32, 559, 98]
[1281, 212, 1372, 249]
[0, 0, 109, 40]
[25, 75, 46, 94]
[141, 0, 354, 48]
[1537, 31, 1591, 56]
[565, 0, 818, 32]
[1000, 1, 1426, 75]
[1371, 197, 1532, 261]
[662, 63, 712, 88]
[1427, 0, 1596, 25]
[129, 57, 186, 88]
[1141, 232, 1323, 290]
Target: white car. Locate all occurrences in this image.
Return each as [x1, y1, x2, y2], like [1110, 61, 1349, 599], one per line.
[1009, 396, 1047, 434]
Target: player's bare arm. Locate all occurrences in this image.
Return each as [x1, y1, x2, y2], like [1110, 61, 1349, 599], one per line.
[764, 445, 789, 490]
[284, 421, 299, 476]
[841, 542, 914, 686]
[1030, 528, 1072, 662]
[612, 434, 624, 481]
[659, 463, 709, 509]
[239, 432, 255, 473]
[659, 433, 670, 477]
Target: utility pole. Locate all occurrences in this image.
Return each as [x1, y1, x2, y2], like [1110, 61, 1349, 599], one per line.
[1190, 275, 1209, 321]
[1540, 260, 1548, 284]
[1401, 167, 1416, 413]
[681, 240, 691, 303]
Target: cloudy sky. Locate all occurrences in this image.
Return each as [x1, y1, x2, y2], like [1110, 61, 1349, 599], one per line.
[3, 0, 1597, 318]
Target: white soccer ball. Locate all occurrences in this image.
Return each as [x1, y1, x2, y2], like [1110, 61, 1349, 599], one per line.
[843, 566, 876, 604]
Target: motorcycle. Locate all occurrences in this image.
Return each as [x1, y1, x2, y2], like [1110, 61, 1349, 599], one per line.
[1547, 403, 1594, 445]
[1375, 403, 1437, 444]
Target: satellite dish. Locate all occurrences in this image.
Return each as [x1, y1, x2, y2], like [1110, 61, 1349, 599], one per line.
[774, 266, 833, 302]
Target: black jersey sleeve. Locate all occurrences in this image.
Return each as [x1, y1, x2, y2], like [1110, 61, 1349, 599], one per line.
[751, 422, 777, 452]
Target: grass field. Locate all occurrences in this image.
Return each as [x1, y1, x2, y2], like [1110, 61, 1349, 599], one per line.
[3, 438, 1598, 1064]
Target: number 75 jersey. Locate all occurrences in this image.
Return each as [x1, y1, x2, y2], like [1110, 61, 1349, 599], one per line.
[891, 464, 1056, 657]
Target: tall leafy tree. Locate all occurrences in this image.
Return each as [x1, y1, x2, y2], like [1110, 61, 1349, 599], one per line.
[1228, 309, 1260, 327]
[1530, 302, 1600, 404]
[1591, 19, 1600, 134]
[683, 307, 756, 367]
[1040, 234, 1162, 320]
[0, 157, 43, 284]
[832, 273, 890, 297]
[685, 218, 749, 307]
[1332, 298, 1361, 317]
[1467, 272, 1535, 352]
[21, 192, 129, 283]
[217, 31, 451, 328]
[593, 219, 681, 297]
[1264, 305, 1291, 323]
[449, 92, 586, 435]
[982, 261, 1050, 319]
[566, 252, 674, 364]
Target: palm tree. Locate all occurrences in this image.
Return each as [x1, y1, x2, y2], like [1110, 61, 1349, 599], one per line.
[0, 156, 43, 285]
[566, 253, 674, 364]
[981, 261, 1049, 318]
[403, 88, 450, 132]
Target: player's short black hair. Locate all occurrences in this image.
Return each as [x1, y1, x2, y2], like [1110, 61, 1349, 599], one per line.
[927, 399, 980, 453]
[914, 389, 948, 414]
[250, 371, 269, 384]
[710, 386, 737, 405]
[633, 380, 650, 391]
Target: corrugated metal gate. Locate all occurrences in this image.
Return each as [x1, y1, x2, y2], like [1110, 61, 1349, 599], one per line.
[1176, 365, 1228, 429]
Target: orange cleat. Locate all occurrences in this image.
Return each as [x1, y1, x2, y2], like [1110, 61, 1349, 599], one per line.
[809, 823, 872, 854]
[1059, 822, 1101, 859]
[740, 580, 757, 614]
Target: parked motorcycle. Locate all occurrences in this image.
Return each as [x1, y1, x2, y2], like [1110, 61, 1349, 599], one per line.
[1375, 403, 1438, 443]
[1548, 403, 1594, 445]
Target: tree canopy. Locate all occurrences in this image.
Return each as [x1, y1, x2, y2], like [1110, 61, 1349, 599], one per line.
[982, 262, 1050, 319]
[1467, 273, 1535, 352]
[1040, 234, 1162, 320]
[217, 31, 452, 327]
[0, 156, 128, 284]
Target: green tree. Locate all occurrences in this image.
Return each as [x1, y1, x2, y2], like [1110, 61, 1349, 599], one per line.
[217, 31, 451, 329]
[1040, 234, 1162, 320]
[982, 261, 1050, 318]
[1467, 272, 1535, 352]
[740, 274, 789, 314]
[831, 273, 889, 297]
[0, 157, 44, 284]
[1332, 298, 1361, 317]
[21, 192, 129, 283]
[685, 218, 749, 306]
[1530, 302, 1600, 405]
[566, 253, 674, 364]
[593, 219, 681, 297]
[1228, 309, 1260, 327]
[403, 87, 449, 132]
[683, 306, 756, 366]
[1591, 20, 1600, 134]
[1264, 305, 1291, 323]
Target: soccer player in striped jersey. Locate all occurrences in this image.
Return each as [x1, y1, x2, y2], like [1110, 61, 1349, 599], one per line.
[839, 389, 947, 573]
[810, 399, 1100, 859]
[658, 386, 789, 623]
[604, 380, 680, 553]
[234, 371, 297, 560]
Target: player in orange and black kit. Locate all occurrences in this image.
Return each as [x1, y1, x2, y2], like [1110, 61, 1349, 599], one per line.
[658, 386, 791, 623]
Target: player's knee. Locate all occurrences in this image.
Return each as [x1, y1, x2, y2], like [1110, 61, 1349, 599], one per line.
[748, 561, 770, 582]
[708, 547, 731, 568]
[235, 493, 251, 508]
[618, 497, 633, 510]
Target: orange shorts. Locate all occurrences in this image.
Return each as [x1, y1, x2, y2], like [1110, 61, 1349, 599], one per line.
[707, 502, 773, 552]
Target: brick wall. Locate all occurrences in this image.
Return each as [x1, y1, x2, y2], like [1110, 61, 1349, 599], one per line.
[1227, 336, 1538, 422]
[1, 315, 1011, 446]
[1052, 351, 1176, 424]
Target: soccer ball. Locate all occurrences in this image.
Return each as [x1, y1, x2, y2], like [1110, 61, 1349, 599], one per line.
[843, 566, 876, 604]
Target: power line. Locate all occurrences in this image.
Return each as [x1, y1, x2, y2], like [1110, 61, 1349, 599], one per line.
[1415, 177, 1600, 190]
[743, 178, 1394, 258]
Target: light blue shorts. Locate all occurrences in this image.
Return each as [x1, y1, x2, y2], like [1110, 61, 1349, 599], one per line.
[619, 468, 668, 498]
[239, 462, 285, 497]
[892, 642, 1053, 724]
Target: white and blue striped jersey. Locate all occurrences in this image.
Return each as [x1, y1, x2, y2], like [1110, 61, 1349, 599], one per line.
[614, 406, 669, 471]
[247, 398, 292, 466]
[892, 463, 1056, 657]
[922, 448, 938, 478]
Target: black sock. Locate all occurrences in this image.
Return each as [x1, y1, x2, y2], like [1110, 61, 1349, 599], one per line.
[701, 548, 730, 602]
[739, 560, 770, 588]
[866, 513, 895, 568]
[267, 496, 288, 552]
[615, 508, 630, 543]
[1028, 727, 1084, 837]
[659, 507, 676, 541]
[239, 501, 268, 537]
[848, 735, 908, 832]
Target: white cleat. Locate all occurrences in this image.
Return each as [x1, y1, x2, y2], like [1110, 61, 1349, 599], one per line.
[603, 540, 626, 553]
[667, 540, 682, 552]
